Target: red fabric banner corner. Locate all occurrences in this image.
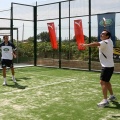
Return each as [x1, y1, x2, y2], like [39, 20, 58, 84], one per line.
[74, 19, 85, 50]
[47, 22, 58, 49]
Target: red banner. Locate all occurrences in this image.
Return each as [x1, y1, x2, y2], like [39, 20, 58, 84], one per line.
[74, 19, 85, 50]
[47, 22, 58, 49]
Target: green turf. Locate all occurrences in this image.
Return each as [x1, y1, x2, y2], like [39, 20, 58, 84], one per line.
[0, 67, 120, 120]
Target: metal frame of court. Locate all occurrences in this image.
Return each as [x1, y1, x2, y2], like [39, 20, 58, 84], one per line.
[0, 27, 18, 38]
[10, 0, 94, 69]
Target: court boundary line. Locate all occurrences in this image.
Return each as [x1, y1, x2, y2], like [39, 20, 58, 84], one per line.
[2, 75, 120, 95]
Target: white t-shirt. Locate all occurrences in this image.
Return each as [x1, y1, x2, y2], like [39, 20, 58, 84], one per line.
[0, 41, 16, 60]
[99, 39, 114, 67]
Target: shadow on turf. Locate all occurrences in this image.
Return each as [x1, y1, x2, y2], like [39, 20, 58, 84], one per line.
[6, 82, 28, 89]
[14, 77, 31, 82]
[105, 101, 120, 110]
[112, 115, 120, 119]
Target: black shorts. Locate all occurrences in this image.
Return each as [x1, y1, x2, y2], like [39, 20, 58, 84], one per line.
[1, 59, 13, 68]
[100, 67, 114, 82]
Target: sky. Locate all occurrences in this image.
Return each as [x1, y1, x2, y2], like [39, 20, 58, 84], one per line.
[0, 0, 63, 40]
[0, 0, 61, 10]
[0, 0, 120, 40]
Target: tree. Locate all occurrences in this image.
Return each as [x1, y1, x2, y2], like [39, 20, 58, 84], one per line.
[116, 39, 120, 47]
[91, 36, 97, 42]
[37, 31, 50, 42]
[27, 36, 34, 42]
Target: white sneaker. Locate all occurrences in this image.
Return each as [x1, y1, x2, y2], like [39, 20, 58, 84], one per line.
[12, 77, 16, 83]
[3, 81, 7, 86]
[108, 96, 117, 102]
[97, 100, 109, 107]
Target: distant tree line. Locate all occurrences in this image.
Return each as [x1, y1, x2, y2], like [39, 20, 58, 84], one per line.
[14, 31, 120, 63]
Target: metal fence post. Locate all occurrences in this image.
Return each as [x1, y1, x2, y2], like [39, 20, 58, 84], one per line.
[16, 28, 19, 63]
[89, 0, 91, 71]
[59, 2, 62, 68]
[10, 2, 13, 42]
[68, 0, 71, 60]
[33, 2, 37, 66]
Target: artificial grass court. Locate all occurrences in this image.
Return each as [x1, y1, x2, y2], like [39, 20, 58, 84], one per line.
[0, 67, 120, 120]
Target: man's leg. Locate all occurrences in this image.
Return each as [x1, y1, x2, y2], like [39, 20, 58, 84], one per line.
[10, 67, 16, 82]
[3, 67, 7, 85]
[100, 80, 108, 99]
[107, 82, 116, 101]
[97, 80, 109, 107]
[3, 67, 6, 78]
[106, 82, 113, 95]
[10, 67, 14, 76]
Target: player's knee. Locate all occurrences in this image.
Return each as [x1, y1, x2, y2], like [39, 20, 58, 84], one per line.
[100, 80, 105, 85]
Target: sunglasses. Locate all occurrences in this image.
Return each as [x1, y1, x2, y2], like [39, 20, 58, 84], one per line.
[101, 33, 107, 35]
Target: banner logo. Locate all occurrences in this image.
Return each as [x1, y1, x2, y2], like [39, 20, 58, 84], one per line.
[48, 24, 53, 29]
[97, 13, 115, 46]
[3, 48, 9, 51]
[75, 21, 81, 27]
[99, 19, 113, 27]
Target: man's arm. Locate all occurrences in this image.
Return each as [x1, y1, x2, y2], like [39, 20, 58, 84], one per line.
[80, 42, 100, 47]
[12, 51, 16, 58]
[11, 42, 17, 58]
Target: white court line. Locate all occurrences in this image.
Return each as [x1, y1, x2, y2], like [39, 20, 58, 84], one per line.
[2, 76, 120, 95]
[2, 78, 76, 95]
[2, 70, 120, 95]
[5, 71, 120, 87]
[25, 73, 120, 87]
[7, 70, 78, 80]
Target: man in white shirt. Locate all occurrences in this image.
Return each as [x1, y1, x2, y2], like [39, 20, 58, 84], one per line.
[80, 30, 116, 107]
[0, 35, 17, 85]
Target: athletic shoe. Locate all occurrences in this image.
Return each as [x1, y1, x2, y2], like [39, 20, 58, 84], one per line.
[3, 81, 7, 86]
[108, 96, 117, 102]
[97, 100, 109, 107]
[12, 77, 16, 83]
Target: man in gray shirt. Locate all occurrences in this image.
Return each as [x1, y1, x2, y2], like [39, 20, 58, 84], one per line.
[80, 30, 116, 107]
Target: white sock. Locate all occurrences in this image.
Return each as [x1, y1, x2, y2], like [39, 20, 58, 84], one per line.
[12, 75, 14, 79]
[3, 77, 6, 82]
[103, 99, 108, 103]
[12, 75, 16, 82]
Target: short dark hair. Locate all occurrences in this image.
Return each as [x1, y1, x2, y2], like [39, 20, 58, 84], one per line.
[3, 35, 8, 39]
[103, 30, 111, 38]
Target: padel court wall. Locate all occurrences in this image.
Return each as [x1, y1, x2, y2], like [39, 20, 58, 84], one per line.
[9, 0, 120, 73]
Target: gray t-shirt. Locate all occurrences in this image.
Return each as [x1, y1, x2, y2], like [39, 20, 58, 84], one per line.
[99, 39, 114, 67]
[0, 41, 16, 60]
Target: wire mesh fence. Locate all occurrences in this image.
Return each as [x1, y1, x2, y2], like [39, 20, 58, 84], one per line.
[0, 0, 120, 72]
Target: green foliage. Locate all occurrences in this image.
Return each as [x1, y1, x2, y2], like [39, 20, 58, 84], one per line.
[13, 41, 34, 63]
[116, 40, 120, 47]
[15, 34, 120, 63]
[91, 36, 98, 42]
[14, 41, 99, 62]
[37, 31, 50, 42]
[91, 47, 99, 60]
[18, 42, 33, 58]
[27, 36, 34, 42]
